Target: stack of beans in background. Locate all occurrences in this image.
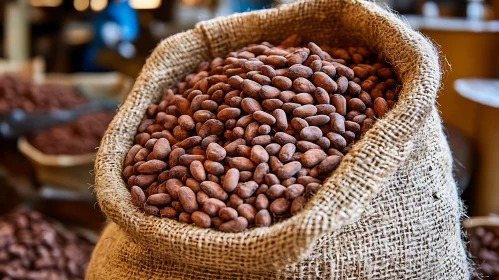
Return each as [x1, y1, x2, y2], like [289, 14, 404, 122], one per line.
[28, 111, 116, 155]
[0, 74, 87, 115]
[0, 74, 117, 155]
[469, 226, 499, 278]
[0, 210, 94, 279]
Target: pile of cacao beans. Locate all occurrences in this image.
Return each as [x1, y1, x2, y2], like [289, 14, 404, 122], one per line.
[469, 226, 499, 279]
[123, 35, 401, 232]
[28, 111, 116, 155]
[0, 210, 94, 279]
[0, 74, 87, 115]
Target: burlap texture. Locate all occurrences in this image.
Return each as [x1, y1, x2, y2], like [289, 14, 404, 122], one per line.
[87, 0, 470, 278]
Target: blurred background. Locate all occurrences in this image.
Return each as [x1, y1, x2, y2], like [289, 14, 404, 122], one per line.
[0, 0, 497, 278]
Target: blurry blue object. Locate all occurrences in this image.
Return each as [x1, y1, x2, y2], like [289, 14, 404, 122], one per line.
[83, 0, 139, 72]
[231, 0, 273, 13]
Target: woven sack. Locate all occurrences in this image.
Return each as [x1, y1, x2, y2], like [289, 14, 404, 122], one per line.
[87, 0, 470, 278]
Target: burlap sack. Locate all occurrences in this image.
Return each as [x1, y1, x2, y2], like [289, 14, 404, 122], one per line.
[87, 0, 471, 278]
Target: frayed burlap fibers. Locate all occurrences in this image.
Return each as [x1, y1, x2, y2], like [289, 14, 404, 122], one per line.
[86, 0, 471, 278]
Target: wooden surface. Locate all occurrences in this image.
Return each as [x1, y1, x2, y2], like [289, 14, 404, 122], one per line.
[464, 216, 499, 229]
[406, 15, 499, 32]
[4, 1, 29, 62]
[421, 29, 498, 139]
[454, 79, 499, 215]
[420, 29, 499, 215]
[474, 105, 499, 215]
